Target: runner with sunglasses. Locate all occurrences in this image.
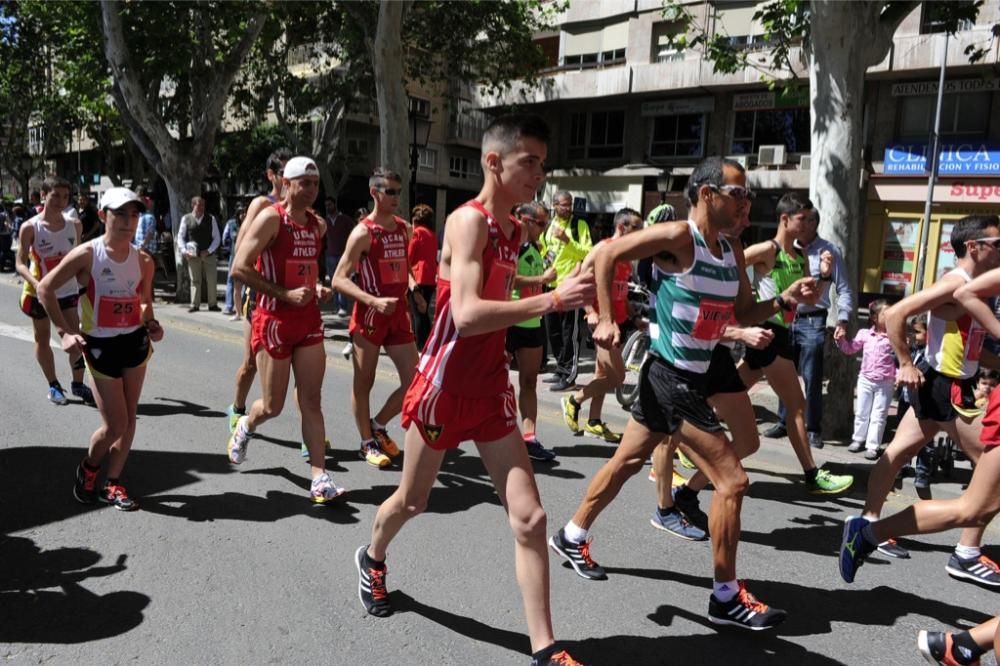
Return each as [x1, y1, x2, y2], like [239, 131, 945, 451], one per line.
[333, 168, 422, 468]
[738, 192, 854, 495]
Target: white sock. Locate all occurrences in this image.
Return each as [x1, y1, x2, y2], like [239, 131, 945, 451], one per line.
[713, 579, 738, 603]
[563, 520, 588, 544]
[371, 419, 386, 432]
[955, 543, 981, 560]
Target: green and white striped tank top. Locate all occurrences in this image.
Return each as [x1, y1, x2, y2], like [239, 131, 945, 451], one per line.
[648, 220, 740, 373]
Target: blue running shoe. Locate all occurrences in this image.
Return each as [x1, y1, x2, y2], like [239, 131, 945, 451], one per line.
[48, 385, 69, 405]
[839, 516, 876, 583]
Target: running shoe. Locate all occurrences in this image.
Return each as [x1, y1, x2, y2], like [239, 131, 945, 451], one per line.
[707, 581, 787, 631]
[917, 630, 980, 666]
[650, 508, 707, 541]
[945, 553, 1000, 588]
[48, 385, 68, 405]
[73, 462, 98, 504]
[310, 472, 346, 504]
[673, 486, 709, 535]
[226, 404, 244, 434]
[877, 539, 911, 559]
[341, 341, 354, 359]
[372, 426, 401, 457]
[561, 396, 581, 434]
[71, 382, 96, 406]
[807, 468, 853, 494]
[355, 545, 392, 617]
[531, 649, 585, 666]
[677, 450, 697, 470]
[361, 440, 391, 468]
[548, 529, 606, 580]
[647, 469, 689, 486]
[227, 415, 252, 464]
[300, 438, 332, 459]
[526, 439, 557, 462]
[839, 515, 876, 583]
[583, 421, 622, 443]
[100, 482, 138, 511]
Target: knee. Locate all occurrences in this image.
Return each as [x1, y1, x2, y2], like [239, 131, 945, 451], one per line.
[520, 374, 537, 392]
[742, 433, 761, 456]
[715, 469, 750, 499]
[398, 493, 428, 519]
[955, 501, 996, 528]
[615, 456, 646, 480]
[510, 505, 547, 543]
[259, 401, 284, 420]
[100, 422, 126, 443]
[297, 392, 322, 414]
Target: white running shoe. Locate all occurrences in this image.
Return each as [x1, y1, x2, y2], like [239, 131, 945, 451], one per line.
[341, 341, 354, 360]
[227, 415, 252, 464]
[310, 472, 346, 504]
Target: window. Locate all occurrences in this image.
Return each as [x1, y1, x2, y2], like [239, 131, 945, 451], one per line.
[920, 1, 976, 34]
[418, 148, 437, 172]
[713, 2, 761, 51]
[730, 108, 810, 155]
[561, 21, 628, 69]
[409, 97, 430, 119]
[449, 155, 481, 180]
[652, 20, 686, 63]
[650, 114, 705, 158]
[568, 110, 625, 160]
[897, 92, 991, 141]
[450, 99, 491, 142]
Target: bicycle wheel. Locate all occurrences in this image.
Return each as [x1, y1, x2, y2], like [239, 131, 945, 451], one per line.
[616, 329, 648, 409]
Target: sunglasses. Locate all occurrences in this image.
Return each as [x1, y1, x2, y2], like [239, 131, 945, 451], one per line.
[521, 215, 544, 225]
[708, 184, 756, 202]
[377, 187, 402, 196]
[974, 237, 1000, 247]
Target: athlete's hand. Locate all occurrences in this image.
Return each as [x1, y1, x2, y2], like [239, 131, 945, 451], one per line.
[284, 286, 315, 307]
[372, 296, 398, 315]
[593, 319, 620, 349]
[317, 285, 334, 304]
[60, 331, 86, 354]
[553, 266, 595, 311]
[783, 277, 820, 307]
[896, 363, 924, 391]
[819, 250, 833, 278]
[146, 320, 164, 342]
[541, 267, 557, 284]
[586, 311, 600, 328]
[413, 290, 427, 314]
[740, 326, 774, 350]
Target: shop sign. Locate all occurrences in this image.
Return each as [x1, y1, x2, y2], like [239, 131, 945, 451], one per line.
[947, 182, 1000, 201]
[733, 87, 809, 111]
[884, 143, 1000, 176]
[880, 219, 921, 296]
[641, 97, 714, 117]
[891, 78, 1000, 96]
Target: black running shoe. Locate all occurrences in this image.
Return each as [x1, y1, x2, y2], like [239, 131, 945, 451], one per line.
[945, 553, 1000, 588]
[530, 648, 585, 666]
[73, 462, 98, 504]
[877, 539, 911, 559]
[355, 545, 392, 617]
[100, 483, 138, 511]
[672, 487, 709, 535]
[548, 529, 607, 580]
[917, 630, 981, 665]
[707, 581, 787, 631]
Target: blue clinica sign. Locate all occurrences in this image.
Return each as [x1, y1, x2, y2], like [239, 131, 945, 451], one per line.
[884, 144, 1000, 176]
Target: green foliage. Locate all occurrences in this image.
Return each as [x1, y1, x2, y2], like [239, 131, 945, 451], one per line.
[211, 123, 288, 188]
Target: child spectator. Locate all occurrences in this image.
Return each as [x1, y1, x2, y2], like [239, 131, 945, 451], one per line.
[839, 299, 896, 460]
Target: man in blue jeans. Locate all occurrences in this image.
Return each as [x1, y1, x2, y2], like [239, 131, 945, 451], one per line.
[764, 208, 853, 448]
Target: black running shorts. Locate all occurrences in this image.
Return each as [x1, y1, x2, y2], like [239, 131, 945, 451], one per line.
[506, 325, 545, 353]
[20, 293, 79, 320]
[631, 354, 722, 435]
[705, 344, 746, 397]
[742, 321, 794, 370]
[83, 327, 153, 379]
[911, 365, 978, 423]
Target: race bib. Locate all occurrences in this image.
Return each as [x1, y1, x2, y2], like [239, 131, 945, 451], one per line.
[612, 279, 629, 304]
[97, 296, 142, 328]
[967, 327, 986, 363]
[43, 254, 65, 273]
[285, 259, 317, 289]
[483, 261, 515, 300]
[691, 298, 733, 341]
[379, 258, 407, 284]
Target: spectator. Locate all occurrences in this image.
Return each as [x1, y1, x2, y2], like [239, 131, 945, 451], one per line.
[324, 196, 354, 316]
[133, 192, 159, 256]
[222, 206, 243, 260]
[222, 207, 245, 319]
[75, 192, 102, 241]
[29, 190, 42, 214]
[177, 196, 221, 313]
[0, 204, 11, 271]
[407, 203, 437, 349]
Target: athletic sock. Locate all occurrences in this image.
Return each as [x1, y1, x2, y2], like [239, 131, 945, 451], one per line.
[563, 520, 588, 544]
[713, 579, 738, 603]
[531, 644, 557, 664]
[955, 543, 981, 560]
[568, 395, 579, 408]
[951, 630, 986, 664]
[361, 438, 376, 448]
[587, 418, 601, 427]
[675, 484, 698, 501]
[860, 524, 879, 547]
[657, 506, 675, 517]
[233, 405, 246, 415]
[81, 460, 100, 472]
[371, 419, 386, 432]
[523, 432, 537, 443]
[106, 477, 119, 486]
[49, 380, 62, 389]
[804, 467, 818, 484]
[362, 549, 385, 569]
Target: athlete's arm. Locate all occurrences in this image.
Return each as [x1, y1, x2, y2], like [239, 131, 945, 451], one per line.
[37, 243, 92, 353]
[14, 222, 37, 288]
[402, 222, 426, 311]
[232, 195, 271, 257]
[885, 274, 965, 387]
[955, 267, 1000, 340]
[231, 207, 310, 306]
[742, 240, 776, 274]
[138, 250, 163, 341]
[730, 237, 812, 326]
[332, 224, 396, 313]
[722, 325, 774, 350]
[447, 207, 593, 337]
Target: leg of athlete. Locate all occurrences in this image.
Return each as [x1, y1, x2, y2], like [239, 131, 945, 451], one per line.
[516, 345, 543, 435]
[87, 375, 129, 468]
[247, 350, 290, 431]
[291, 342, 327, 477]
[477, 431, 554, 653]
[61, 307, 86, 384]
[653, 439, 676, 508]
[233, 319, 257, 411]
[372, 341, 418, 427]
[862, 410, 940, 519]
[759, 356, 814, 472]
[941, 416, 987, 550]
[32, 316, 58, 383]
[103, 364, 147, 479]
[351, 333, 380, 441]
[685, 391, 760, 492]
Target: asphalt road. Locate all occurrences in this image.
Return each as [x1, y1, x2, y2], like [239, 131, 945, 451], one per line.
[1, 273, 998, 666]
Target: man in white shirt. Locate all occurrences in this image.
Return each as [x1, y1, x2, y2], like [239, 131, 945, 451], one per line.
[177, 196, 221, 312]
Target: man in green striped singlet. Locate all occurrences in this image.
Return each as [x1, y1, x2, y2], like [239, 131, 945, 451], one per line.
[548, 156, 820, 631]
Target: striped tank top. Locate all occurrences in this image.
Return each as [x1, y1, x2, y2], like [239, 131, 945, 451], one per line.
[926, 268, 985, 379]
[649, 220, 740, 373]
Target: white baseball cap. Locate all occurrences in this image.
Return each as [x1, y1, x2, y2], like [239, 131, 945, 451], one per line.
[283, 156, 319, 180]
[99, 187, 146, 212]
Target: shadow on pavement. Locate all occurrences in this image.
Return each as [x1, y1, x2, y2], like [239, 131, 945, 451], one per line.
[142, 489, 359, 524]
[136, 396, 226, 418]
[548, 443, 616, 461]
[0, 535, 149, 643]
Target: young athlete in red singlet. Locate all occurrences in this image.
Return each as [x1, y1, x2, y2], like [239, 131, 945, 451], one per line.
[354, 115, 594, 666]
[560, 208, 643, 443]
[226, 157, 344, 504]
[333, 168, 424, 468]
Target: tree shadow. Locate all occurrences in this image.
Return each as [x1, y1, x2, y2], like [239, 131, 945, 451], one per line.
[136, 396, 225, 418]
[0, 535, 150, 643]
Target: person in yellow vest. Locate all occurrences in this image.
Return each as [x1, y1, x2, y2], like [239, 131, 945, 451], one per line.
[540, 190, 592, 391]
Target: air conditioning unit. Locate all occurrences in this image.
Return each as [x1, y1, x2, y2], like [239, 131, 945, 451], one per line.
[799, 155, 813, 171]
[725, 155, 750, 169]
[758, 144, 787, 166]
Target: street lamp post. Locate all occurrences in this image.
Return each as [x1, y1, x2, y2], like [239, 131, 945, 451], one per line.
[408, 106, 432, 210]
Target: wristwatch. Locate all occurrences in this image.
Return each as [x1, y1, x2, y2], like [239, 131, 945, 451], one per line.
[775, 294, 794, 311]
